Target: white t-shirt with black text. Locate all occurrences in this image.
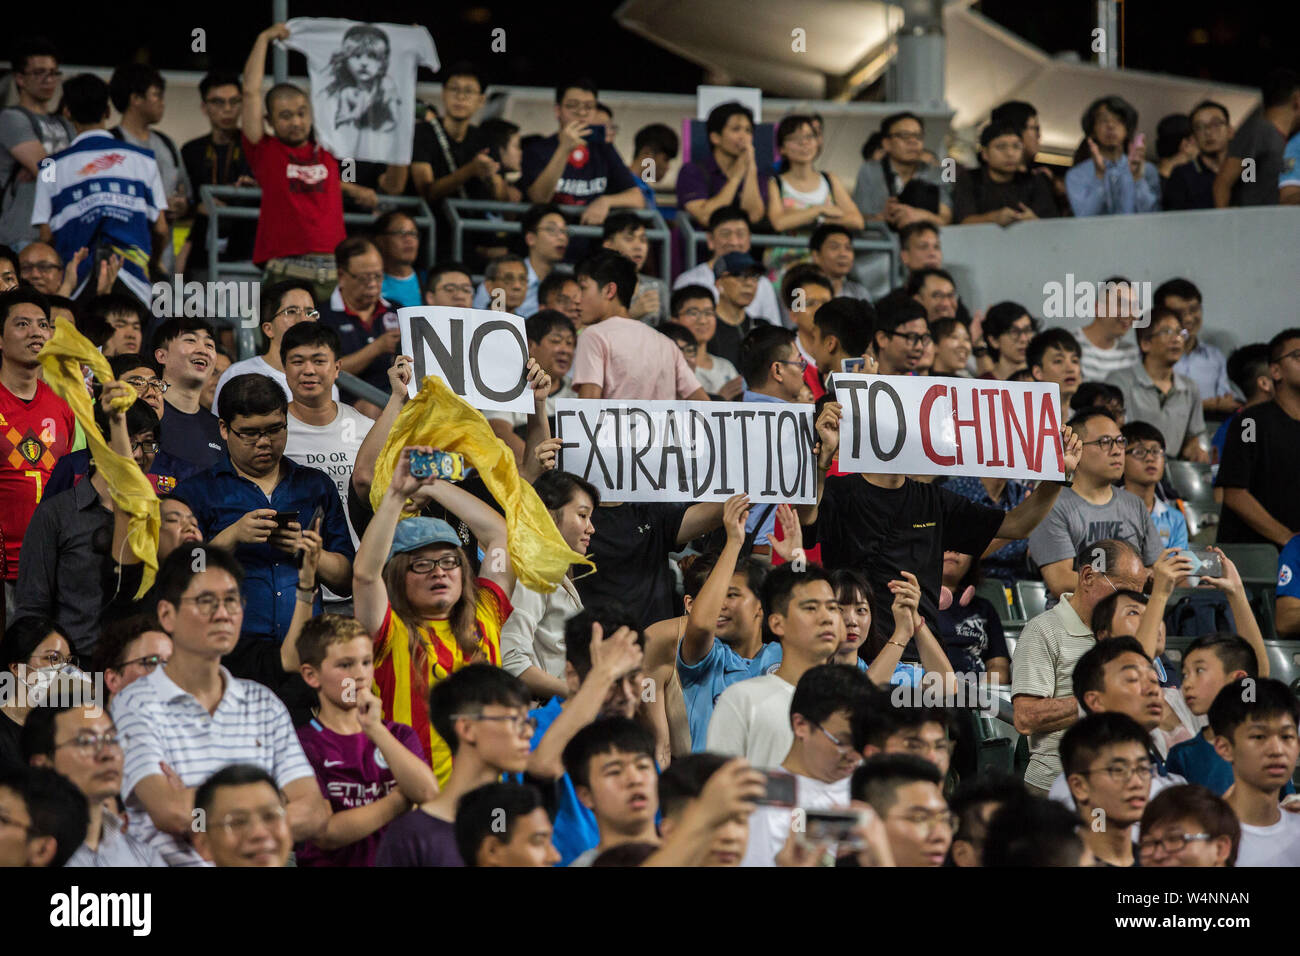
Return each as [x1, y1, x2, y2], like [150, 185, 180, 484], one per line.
[285, 403, 373, 547]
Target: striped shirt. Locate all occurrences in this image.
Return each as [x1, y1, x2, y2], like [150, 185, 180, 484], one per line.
[1072, 328, 1138, 383]
[66, 812, 167, 868]
[29, 130, 166, 305]
[1009, 594, 1096, 790]
[111, 664, 314, 867]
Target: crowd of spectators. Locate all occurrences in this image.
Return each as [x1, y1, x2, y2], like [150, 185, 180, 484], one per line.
[0, 27, 1297, 871]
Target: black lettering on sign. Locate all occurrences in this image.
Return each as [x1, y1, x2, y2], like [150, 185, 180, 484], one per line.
[837, 379, 869, 458]
[628, 408, 657, 491]
[690, 409, 716, 495]
[709, 410, 734, 494]
[468, 320, 528, 402]
[777, 410, 801, 497]
[408, 315, 462, 392]
[868, 381, 906, 461]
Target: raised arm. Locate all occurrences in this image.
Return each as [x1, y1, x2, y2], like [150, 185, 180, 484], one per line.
[680, 495, 748, 666]
[353, 356, 412, 498]
[1200, 548, 1269, 679]
[676, 501, 725, 547]
[797, 401, 839, 526]
[996, 427, 1080, 539]
[407, 463, 513, 595]
[867, 574, 918, 687]
[352, 449, 423, 635]
[519, 359, 554, 481]
[527, 121, 588, 203]
[242, 23, 289, 145]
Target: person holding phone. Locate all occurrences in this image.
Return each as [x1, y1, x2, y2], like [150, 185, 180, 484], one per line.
[171, 373, 354, 685]
[1065, 95, 1161, 216]
[519, 79, 644, 229]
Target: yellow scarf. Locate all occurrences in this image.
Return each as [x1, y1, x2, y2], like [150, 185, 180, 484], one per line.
[38, 318, 160, 597]
[369, 375, 592, 592]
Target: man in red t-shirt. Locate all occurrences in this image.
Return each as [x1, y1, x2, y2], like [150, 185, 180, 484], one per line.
[241, 23, 379, 304]
[0, 289, 74, 605]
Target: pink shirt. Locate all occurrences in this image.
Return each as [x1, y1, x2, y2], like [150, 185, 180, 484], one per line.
[571, 316, 702, 400]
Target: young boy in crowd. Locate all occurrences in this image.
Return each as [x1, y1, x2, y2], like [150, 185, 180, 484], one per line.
[1166, 633, 1285, 795]
[742, 663, 871, 866]
[1061, 712, 1154, 867]
[850, 753, 953, 867]
[525, 612, 647, 865]
[454, 782, 560, 867]
[851, 692, 956, 779]
[670, 284, 741, 398]
[294, 615, 439, 867]
[1027, 328, 1083, 420]
[947, 776, 1027, 867]
[1120, 420, 1189, 551]
[1138, 783, 1239, 867]
[657, 753, 754, 867]
[808, 297, 877, 395]
[1210, 677, 1300, 866]
[602, 211, 668, 323]
[374, 665, 535, 867]
[707, 564, 842, 768]
[561, 716, 661, 866]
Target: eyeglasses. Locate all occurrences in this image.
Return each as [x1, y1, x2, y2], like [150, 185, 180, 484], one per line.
[888, 331, 933, 348]
[20, 262, 61, 274]
[435, 283, 474, 297]
[887, 130, 924, 143]
[123, 376, 169, 394]
[227, 422, 287, 443]
[116, 653, 168, 672]
[561, 100, 596, 114]
[1138, 832, 1213, 857]
[409, 555, 461, 574]
[1126, 445, 1165, 462]
[219, 804, 287, 839]
[536, 225, 568, 237]
[272, 306, 320, 321]
[342, 269, 383, 286]
[677, 342, 698, 357]
[54, 731, 124, 755]
[1151, 327, 1189, 340]
[1082, 435, 1127, 452]
[453, 712, 539, 734]
[30, 651, 77, 669]
[897, 737, 953, 758]
[678, 307, 716, 321]
[775, 357, 809, 373]
[812, 722, 853, 753]
[889, 809, 959, 833]
[131, 438, 160, 455]
[180, 593, 245, 618]
[24, 68, 63, 81]
[1084, 761, 1154, 783]
[382, 229, 419, 239]
[1276, 349, 1300, 364]
[1002, 325, 1035, 340]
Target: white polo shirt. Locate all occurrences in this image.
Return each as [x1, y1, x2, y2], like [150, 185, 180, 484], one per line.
[111, 664, 314, 866]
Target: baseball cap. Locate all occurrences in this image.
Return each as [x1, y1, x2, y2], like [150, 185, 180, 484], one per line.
[713, 251, 763, 279]
[387, 517, 463, 563]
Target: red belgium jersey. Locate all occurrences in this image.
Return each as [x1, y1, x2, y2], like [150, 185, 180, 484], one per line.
[0, 380, 75, 580]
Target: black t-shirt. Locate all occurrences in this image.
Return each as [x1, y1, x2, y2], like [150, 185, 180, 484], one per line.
[936, 596, 1008, 673]
[159, 404, 224, 472]
[181, 135, 256, 262]
[951, 167, 1057, 223]
[807, 476, 1004, 633]
[0, 711, 22, 771]
[709, 314, 768, 369]
[576, 502, 688, 626]
[1215, 401, 1300, 544]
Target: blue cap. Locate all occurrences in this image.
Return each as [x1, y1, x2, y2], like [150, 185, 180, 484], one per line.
[387, 517, 463, 563]
[713, 251, 763, 279]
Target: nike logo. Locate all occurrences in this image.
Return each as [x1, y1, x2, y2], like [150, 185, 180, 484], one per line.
[323, 760, 344, 767]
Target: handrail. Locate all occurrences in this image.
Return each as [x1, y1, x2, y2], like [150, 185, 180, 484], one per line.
[335, 370, 390, 408]
[674, 213, 902, 286]
[445, 199, 672, 280]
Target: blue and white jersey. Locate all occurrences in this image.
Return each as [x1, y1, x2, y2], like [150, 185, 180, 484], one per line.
[30, 130, 165, 304]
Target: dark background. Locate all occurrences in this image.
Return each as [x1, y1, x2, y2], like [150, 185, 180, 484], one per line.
[4, 0, 1292, 93]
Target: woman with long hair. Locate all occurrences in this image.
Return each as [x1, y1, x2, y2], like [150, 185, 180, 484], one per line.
[353, 446, 515, 785]
[827, 567, 954, 689]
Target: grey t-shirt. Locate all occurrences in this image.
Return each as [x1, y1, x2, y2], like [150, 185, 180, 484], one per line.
[851, 159, 953, 219]
[1227, 112, 1285, 206]
[0, 107, 74, 246]
[1027, 486, 1162, 571]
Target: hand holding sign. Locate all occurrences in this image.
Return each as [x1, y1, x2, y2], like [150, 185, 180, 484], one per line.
[722, 493, 750, 546]
[1061, 424, 1082, 474]
[526, 358, 552, 404]
[534, 436, 562, 473]
[815, 401, 842, 469]
[766, 504, 803, 563]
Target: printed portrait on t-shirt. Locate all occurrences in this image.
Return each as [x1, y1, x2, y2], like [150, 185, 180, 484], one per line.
[325, 25, 400, 138]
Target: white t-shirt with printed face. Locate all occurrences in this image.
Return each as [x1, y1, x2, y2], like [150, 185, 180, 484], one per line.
[742, 774, 851, 867]
[1235, 810, 1300, 867]
[285, 403, 373, 547]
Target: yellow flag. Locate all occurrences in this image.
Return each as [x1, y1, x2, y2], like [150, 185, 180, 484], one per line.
[369, 376, 592, 593]
[38, 318, 160, 597]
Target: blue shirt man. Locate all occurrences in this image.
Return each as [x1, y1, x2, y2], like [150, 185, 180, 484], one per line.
[525, 697, 600, 866]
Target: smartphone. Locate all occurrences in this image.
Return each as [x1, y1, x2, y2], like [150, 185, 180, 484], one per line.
[803, 808, 862, 845]
[409, 449, 469, 482]
[755, 770, 796, 807]
[583, 124, 607, 145]
[296, 505, 324, 569]
[1186, 548, 1223, 578]
[273, 511, 299, 530]
[841, 357, 866, 374]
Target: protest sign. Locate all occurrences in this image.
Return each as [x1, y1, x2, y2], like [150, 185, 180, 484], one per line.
[398, 307, 531, 412]
[555, 399, 816, 504]
[830, 374, 1065, 480]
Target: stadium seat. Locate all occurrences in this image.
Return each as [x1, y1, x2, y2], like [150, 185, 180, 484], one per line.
[1160, 633, 1199, 682]
[1014, 580, 1048, 622]
[977, 579, 1017, 622]
[1217, 542, 1281, 641]
[1263, 640, 1300, 693]
[1165, 460, 1216, 512]
[682, 118, 778, 176]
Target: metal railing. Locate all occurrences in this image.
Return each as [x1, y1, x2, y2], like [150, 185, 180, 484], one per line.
[445, 200, 672, 280]
[198, 185, 435, 407]
[674, 214, 903, 285]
